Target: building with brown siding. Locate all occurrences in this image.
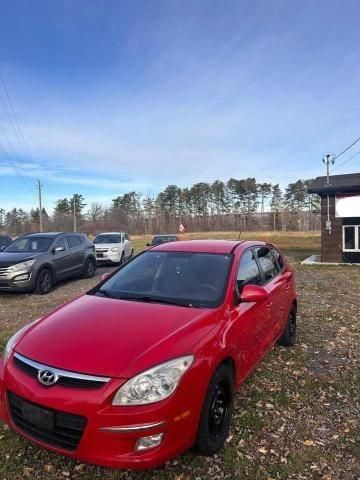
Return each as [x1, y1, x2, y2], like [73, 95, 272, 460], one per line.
[308, 173, 360, 263]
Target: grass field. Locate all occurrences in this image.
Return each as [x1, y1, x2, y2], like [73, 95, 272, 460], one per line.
[1, 231, 359, 480]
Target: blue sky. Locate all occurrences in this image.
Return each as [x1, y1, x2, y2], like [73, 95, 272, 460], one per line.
[0, 0, 359, 212]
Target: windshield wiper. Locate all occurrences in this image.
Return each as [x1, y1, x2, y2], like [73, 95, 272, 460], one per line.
[114, 294, 194, 308]
[95, 289, 120, 299]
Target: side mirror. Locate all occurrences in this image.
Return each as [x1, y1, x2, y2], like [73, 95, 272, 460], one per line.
[101, 272, 110, 282]
[239, 284, 268, 303]
[53, 246, 65, 253]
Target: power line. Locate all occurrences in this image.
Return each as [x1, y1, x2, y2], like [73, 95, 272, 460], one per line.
[332, 149, 360, 173]
[334, 136, 360, 160]
[0, 123, 36, 182]
[0, 72, 39, 176]
[0, 139, 34, 192]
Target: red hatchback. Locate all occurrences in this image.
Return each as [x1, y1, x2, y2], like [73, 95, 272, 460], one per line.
[0, 240, 297, 469]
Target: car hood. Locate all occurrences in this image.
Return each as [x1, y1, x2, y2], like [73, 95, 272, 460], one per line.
[0, 252, 43, 267]
[94, 243, 122, 249]
[15, 294, 218, 378]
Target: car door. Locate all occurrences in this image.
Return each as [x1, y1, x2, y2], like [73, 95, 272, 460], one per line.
[228, 248, 270, 379]
[254, 246, 284, 346]
[51, 236, 71, 279]
[65, 235, 85, 274]
[124, 234, 132, 257]
[270, 247, 294, 335]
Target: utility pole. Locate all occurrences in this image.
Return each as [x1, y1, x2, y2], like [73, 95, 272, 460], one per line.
[322, 154, 335, 185]
[73, 196, 77, 232]
[37, 180, 43, 232]
[322, 154, 335, 235]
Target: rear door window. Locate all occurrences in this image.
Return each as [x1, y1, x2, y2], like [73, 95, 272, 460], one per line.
[271, 248, 284, 270]
[66, 236, 81, 248]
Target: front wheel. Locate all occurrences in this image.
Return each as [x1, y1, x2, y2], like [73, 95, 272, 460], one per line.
[277, 307, 297, 346]
[35, 269, 53, 295]
[83, 258, 96, 278]
[195, 363, 234, 456]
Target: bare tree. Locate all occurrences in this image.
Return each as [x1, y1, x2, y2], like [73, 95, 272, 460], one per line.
[88, 202, 104, 222]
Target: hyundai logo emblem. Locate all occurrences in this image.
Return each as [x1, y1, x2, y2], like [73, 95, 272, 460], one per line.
[38, 369, 58, 386]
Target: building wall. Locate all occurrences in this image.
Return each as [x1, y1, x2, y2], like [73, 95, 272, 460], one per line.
[320, 195, 342, 262]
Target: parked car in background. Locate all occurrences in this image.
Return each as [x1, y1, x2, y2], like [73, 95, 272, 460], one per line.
[0, 240, 296, 468]
[0, 232, 96, 294]
[93, 232, 133, 264]
[0, 234, 12, 250]
[146, 234, 179, 247]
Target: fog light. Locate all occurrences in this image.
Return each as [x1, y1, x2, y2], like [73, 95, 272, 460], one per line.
[14, 273, 30, 282]
[135, 433, 164, 451]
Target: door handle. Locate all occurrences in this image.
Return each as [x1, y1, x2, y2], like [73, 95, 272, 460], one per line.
[266, 301, 272, 308]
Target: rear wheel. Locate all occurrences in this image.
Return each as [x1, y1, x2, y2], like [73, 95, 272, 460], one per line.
[35, 269, 53, 295]
[278, 307, 297, 346]
[83, 258, 96, 278]
[195, 363, 234, 456]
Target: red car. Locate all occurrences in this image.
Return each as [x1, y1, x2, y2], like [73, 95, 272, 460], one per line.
[0, 240, 297, 469]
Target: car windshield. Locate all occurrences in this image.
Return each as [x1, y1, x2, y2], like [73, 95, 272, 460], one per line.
[151, 236, 178, 246]
[94, 234, 121, 244]
[5, 236, 53, 253]
[93, 251, 232, 308]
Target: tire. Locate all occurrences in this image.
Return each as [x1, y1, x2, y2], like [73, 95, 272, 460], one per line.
[277, 307, 297, 347]
[83, 258, 96, 278]
[129, 249, 134, 258]
[119, 252, 125, 264]
[35, 269, 53, 295]
[195, 363, 234, 456]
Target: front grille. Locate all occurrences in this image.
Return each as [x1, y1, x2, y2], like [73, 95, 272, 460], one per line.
[7, 391, 87, 451]
[0, 266, 10, 277]
[96, 248, 109, 253]
[13, 354, 109, 390]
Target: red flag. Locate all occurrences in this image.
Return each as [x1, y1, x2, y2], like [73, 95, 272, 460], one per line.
[179, 223, 185, 233]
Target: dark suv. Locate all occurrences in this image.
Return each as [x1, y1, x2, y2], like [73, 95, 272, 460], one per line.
[0, 235, 12, 250]
[0, 232, 96, 294]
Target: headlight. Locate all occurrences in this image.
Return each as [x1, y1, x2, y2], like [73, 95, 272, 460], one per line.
[3, 324, 34, 364]
[112, 355, 194, 406]
[9, 259, 36, 271]
[110, 247, 120, 252]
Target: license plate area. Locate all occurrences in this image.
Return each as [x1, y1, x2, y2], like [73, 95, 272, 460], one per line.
[22, 402, 54, 430]
[96, 253, 104, 258]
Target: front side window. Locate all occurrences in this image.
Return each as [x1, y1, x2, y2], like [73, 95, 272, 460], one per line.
[93, 251, 233, 308]
[5, 236, 53, 253]
[255, 247, 279, 282]
[54, 237, 68, 251]
[237, 250, 262, 288]
[343, 225, 359, 251]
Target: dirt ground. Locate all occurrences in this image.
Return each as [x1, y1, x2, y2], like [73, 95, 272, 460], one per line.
[0, 235, 359, 480]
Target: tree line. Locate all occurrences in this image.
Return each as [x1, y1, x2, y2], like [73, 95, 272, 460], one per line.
[0, 178, 320, 236]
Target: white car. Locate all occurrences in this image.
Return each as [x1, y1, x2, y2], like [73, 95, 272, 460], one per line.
[93, 232, 134, 264]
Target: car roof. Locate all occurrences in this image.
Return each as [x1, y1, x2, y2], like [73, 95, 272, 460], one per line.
[95, 232, 124, 235]
[23, 232, 63, 238]
[153, 234, 178, 237]
[152, 239, 270, 254]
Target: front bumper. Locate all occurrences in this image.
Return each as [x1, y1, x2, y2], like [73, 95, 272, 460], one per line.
[0, 354, 199, 469]
[95, 252, 120, 264]
[0, 270, 35, 292]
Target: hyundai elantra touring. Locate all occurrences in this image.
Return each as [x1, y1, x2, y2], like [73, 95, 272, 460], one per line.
[0, 240, 297, 469]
